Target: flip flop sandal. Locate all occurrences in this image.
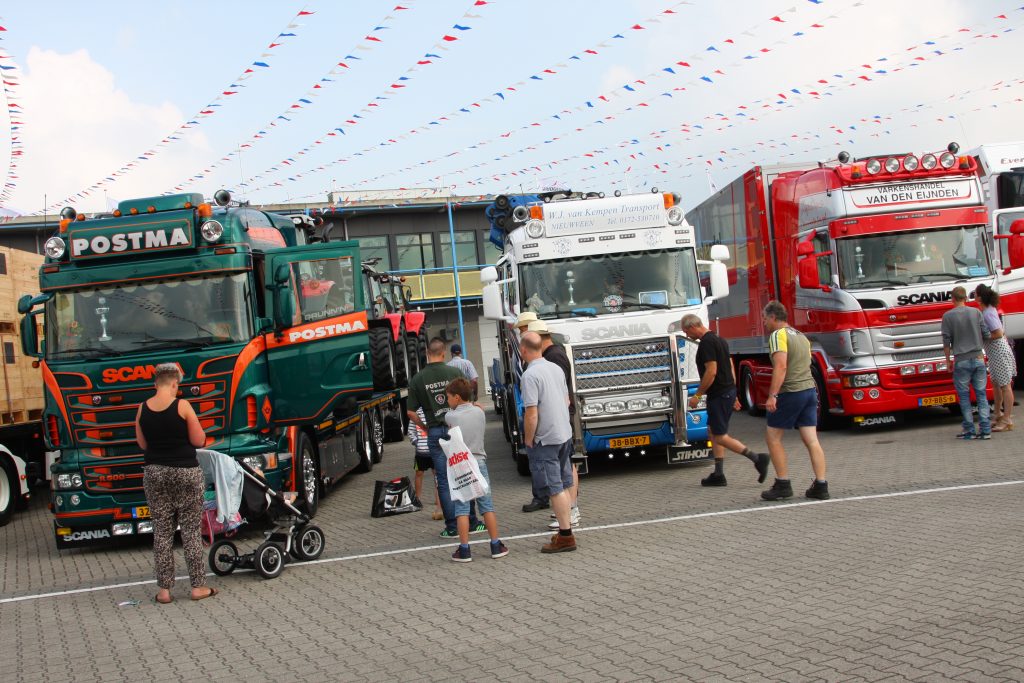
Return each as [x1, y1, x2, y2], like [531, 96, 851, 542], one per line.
[191, 587, 219, 601]
[154, 594, 174, 604]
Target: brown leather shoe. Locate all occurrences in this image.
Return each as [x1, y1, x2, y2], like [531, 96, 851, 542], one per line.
[541, 533, 577, 553]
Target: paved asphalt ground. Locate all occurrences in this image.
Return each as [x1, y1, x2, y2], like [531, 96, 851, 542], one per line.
[2, 396, 1023, 682]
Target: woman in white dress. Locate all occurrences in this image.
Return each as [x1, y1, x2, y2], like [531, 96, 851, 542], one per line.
[976, 285, 1016, 431]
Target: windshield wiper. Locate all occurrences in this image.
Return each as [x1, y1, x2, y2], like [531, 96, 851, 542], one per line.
[619, 301, 671, 311]
[852, 278, 906, 288]
[47, 347, 125, 360]
[914, 272, 969, 282]
[130, 337, 222, 352]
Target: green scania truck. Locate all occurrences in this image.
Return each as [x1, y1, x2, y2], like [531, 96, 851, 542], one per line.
[19, 191, 405, 548]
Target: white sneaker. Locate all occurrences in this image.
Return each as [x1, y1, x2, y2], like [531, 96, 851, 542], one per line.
[552, 506, 581, 520]
[547, 508, 581, 529]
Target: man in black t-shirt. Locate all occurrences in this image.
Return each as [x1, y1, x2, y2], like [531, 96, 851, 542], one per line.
[681, 314, 770, 487]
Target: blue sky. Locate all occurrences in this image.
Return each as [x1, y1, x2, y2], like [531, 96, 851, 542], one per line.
[1, 0, 1022, 216]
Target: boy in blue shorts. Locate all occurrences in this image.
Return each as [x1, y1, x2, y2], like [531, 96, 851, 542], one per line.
[444, 378, 509, 562]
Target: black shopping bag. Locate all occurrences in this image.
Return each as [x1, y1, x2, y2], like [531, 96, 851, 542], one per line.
[370, 476, 420, 518]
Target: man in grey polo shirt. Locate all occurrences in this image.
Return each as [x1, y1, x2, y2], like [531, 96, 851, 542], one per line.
[520, 331, 577, 553]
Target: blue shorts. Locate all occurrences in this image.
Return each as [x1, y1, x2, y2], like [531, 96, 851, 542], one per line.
[766, 388, 819, 430]
[451, 458, 495, 517]
[527, 439, 574, 497]
[707, 388, 737, 436]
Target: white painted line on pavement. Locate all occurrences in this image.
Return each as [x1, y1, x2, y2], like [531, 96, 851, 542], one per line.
[3, 479, 1021, 605]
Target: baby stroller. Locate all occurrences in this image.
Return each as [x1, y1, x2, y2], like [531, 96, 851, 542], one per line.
[207, 458, 325, 580]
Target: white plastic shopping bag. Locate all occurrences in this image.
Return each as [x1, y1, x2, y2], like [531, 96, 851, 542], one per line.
[439, 426, 490, 503]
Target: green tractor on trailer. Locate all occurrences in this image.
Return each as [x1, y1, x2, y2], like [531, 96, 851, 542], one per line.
[19, 191, 405, 548]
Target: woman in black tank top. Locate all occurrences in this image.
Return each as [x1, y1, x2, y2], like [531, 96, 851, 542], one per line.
[134, 363, 218, 603]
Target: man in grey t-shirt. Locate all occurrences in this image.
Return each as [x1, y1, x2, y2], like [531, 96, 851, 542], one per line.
[520, 331, 576, 553]
[942, 286, 991, 439]
[446, 343, 478, 400]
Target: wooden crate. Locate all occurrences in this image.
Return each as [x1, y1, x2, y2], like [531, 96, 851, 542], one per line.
[1, 247, 44, 427]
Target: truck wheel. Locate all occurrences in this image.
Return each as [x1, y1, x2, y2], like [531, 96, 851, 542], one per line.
[371, 408, 385, 464]
[406, 333, 420, 376]
[741, 368, 764, 416]
[394, 325, 410, 388]
[812, 366, 842, 430]
[369, 327, 397, 391]
[254, 542, 286, 579]
[382, 403, 405, 442]
[356, 416, 374, 473]
[0, 457, 17, 527]
[515, 449, 532, 477]
[501, 400, 512, 442]
[295, 432, 320, 517]
[416, 330, 427, 368]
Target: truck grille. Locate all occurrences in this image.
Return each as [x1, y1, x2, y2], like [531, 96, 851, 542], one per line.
[875, 321, 943, 356]
[82, 461, 145, 493]
[572, 339, 672, 391]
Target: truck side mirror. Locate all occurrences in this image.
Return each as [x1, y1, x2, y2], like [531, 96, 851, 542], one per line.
[709, 244, 730, 262]
[274, 263, 291, 285]
[1007, 219, 1024, 271]
[20, 309, 42, 358]
[480, 266, 499, 285]
[482, 283, 503, 320]
[796, 239, 832, 292]
[709, 261, 729, 300]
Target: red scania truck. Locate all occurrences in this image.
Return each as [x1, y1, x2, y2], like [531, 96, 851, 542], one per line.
[686, 143, 996, 427]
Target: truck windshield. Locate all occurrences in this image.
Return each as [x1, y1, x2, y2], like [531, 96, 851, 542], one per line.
[836, 225, 991, 290]
[518, 248, 701, 317]
[46, 273, 253, 360]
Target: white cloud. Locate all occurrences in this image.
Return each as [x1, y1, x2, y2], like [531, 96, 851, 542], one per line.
[4, 47, 210, 213]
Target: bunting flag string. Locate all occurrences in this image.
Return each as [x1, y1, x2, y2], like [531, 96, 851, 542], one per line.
[165, 3, 418, 195]
[336, 0, 861, 193]
[429, 7, 1022, 192]
[487, 26, 1024, 199]
[0, 17, 24, 208]
[245, 0, 696, 196]
[42, 5, 316, 213]
[229, 0, 493, 196]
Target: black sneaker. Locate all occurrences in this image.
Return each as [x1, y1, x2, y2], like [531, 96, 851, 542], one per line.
[754, 453, 770, 484]
[522, 498, 550, 513]
[976, 432, 991, 441]
[761, 478, 794, 501]
[701, 472, 727, 487]
[805, 480, 830, 500]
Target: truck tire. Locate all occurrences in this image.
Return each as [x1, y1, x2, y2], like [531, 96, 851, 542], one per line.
[0, 457, 17, 527]
[382, 403, 405, 443]
[741, 367, 764, 416]
[369, 327, 397, 391]
[295, 432, 320, 517]
[371, 408, 385, 464]
[812, 365, 842, 431]
[515, 449, 532, 477]
[356, 415, 374, 473]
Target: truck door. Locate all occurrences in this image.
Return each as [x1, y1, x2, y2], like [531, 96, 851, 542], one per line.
[263, 244, 372, 425]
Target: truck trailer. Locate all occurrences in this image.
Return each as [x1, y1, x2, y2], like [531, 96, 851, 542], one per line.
[686, 143, 996, 427]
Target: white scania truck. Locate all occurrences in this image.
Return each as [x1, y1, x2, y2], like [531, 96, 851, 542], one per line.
[480, 190, 729, 474]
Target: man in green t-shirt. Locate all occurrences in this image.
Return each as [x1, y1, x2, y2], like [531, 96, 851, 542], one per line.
[760, 301, 829, 502]
[407, 337, 483, 537]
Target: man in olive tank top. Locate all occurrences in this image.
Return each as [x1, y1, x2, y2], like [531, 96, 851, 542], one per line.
[759, 301, 830, 502]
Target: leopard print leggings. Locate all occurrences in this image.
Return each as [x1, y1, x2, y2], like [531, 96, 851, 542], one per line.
[143, 465, 207, 590]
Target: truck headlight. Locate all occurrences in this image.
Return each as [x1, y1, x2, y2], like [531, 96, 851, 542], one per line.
[56, 473, 83, 489]
[112, 523, 134, 536]
[525, 220, 545, 238]
[843, 373, 879, 388]
[604, 400, 626, 414]
[649, 396, 671, 409]
[667, 207, 683, 226]
[692, 394, 707, 410]
[582, 403, 604, 416]
[241, 455, 265, 471]
[201, 220, 225, 243]
[626, 398, 649, 411]
[44, 236, 67, 258]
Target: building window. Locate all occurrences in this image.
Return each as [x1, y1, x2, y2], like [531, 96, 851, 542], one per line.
[358, 236, 391, 270]
[439, 231, 478, 268]
[396, 234, 434, 271]
[0, 252, 6, 274]
[3, 342, 13, 364]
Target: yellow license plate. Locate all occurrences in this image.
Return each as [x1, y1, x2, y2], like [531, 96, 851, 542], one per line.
[609, 436, 650, 449]
[132, 506, 150, 519]
[920, 394, 957, 407]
